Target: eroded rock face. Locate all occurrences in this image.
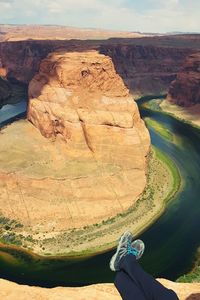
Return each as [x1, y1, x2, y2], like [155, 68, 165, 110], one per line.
[100, 45, 192, 96]
[0, 37, 198, 96]
[167, 53, 200, 106]
[28, 50, 150, 158]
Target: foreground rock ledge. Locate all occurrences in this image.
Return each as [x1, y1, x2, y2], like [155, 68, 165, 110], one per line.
[0, 279, 199, 300]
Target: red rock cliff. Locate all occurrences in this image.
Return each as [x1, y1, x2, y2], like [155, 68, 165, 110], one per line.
[167, 52, 200, 106]
[0, 39, 196, 96]
[100, 45, 192, 96]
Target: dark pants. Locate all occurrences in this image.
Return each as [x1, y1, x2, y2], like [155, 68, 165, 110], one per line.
[114, 255, 179, 300]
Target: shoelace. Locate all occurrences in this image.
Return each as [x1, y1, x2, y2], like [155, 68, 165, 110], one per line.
[127, 240, 139, 256]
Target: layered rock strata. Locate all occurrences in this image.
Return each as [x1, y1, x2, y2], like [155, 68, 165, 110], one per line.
[100, 45, 193, 96]
[26, 50, 150, 228]
[167, 52, 200, 106]
[0, 36, 198, 95]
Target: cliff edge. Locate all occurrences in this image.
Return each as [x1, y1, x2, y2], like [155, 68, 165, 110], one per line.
[0, 279, 199, 300]
[167, 53, 200, 107]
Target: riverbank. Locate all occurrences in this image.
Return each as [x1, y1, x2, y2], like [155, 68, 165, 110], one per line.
[161, 99, 200, 130]
[0, 138, 181, 258]
[142, 97, 200, 130]
[178, 247, 200, 283]
[32, 145, 181, 257]
[144, 117, 173, 142]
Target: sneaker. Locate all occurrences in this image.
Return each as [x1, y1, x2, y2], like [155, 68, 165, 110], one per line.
[128, 239, 145, 260]
[109, 231, 133, 272]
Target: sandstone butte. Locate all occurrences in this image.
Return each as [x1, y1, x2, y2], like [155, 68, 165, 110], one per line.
[0, 50, 150, 237]
[167, 52, 200, 107]
[27, 50, 150, 229]
[0, 279, 200, 300]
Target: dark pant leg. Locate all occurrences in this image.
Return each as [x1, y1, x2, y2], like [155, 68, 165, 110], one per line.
[120, 255, 179, 300]
[115, 270, 147, 300]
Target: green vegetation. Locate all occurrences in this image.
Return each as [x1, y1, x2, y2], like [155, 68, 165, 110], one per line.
[0, 146, 181, 258]
[177, 266, 200, 283]
[153, 147, 181, 202]
[37, 147, 181, 257]
[142, 98, 163, 111]
[177, 248, 200, 283]
[145, 117, 174, 142]
[136, 94, 166, 102]
[141, 97, 200, 131]
[0, 215, 24, 247]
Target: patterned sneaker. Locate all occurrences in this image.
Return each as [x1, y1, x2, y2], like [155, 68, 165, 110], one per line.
[128, 239, 145, 260]
[109, 231, 133, 271]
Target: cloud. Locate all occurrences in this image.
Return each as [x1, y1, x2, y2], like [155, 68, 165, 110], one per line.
[0, 0, 199, 33]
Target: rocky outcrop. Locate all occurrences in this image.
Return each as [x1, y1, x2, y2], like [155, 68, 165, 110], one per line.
[167, 53, 200, 106]
[100, 45, 193, 96]
[0, 50, 150, 245]
[0, 279, 200, 300]
[28, 50, 149, 148]
[24, 50, 150, 231]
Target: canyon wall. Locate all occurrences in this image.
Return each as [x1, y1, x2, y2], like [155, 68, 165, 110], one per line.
[0, 41, 73, 83]
[100, 45, 193, 96]
[0, 77, 11, 106]
[0, 37, 198, 97]
[167, 52, 200, 106]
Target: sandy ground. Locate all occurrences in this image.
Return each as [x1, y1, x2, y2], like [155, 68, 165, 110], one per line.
[0, 279, 199, 300]
[161, 99, 200, 128]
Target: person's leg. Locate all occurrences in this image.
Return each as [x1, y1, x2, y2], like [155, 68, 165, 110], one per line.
[114, 270, 147, 300]
[120, 254, 179, 300]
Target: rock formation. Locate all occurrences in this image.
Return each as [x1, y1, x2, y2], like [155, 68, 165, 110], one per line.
[0, 35, 199, 95]
[0, 50, 150, 244]
[28, 50, 150, 148]
[0, 279, 199, 300]
[100, 45, 193, 96]
[167, 52, 200, 106]
[25, 50, 150, 230]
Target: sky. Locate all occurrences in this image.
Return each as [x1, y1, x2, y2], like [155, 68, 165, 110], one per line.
[0, 0, 200, 33]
